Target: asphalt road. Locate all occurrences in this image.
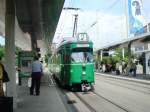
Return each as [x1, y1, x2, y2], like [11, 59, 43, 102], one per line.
[89, 73, 150, 112]
[70, 73, 150, 112]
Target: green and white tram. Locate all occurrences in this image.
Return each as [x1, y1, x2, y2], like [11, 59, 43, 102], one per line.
[49, 33, 94, 91]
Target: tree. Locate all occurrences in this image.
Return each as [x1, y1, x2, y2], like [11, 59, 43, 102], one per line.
[0, 45, 5, 59]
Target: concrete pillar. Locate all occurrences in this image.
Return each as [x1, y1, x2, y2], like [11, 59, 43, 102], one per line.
[100, 50, 103, 61]
[128, 42, 132, 60]
[31, 33, 37, 51]
[5, 0, 17, 109]
[122, 48, 125, 59]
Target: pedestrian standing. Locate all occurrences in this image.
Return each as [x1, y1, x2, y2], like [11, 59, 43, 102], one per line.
[118, 62, 122, 74]
[0, 60, 4, 96]
[30, 56, 43, 96]
[132, 62, 137, 77]
[102, 63, 106, 73]
[115, 62, 120, 75]
[0, 57, 9, 96]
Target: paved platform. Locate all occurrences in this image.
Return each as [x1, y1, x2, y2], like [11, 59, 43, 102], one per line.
[15, 72, 67, 112]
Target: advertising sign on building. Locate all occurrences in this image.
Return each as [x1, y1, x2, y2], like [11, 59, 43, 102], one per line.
[128, 0, 145, 35]
[18, 51, 35, 77]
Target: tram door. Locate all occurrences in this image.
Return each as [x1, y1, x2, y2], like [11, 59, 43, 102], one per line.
[18, 51, 34, 85]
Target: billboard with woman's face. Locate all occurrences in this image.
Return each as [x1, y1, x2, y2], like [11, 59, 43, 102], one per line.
[128, 0, 145, 35]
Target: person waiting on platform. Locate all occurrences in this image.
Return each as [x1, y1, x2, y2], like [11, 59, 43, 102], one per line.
[30, 56, 43, 96]
[115, 61, 120, 75]
[130, 60, 137, 77]
[0, 58, 4, 96]
[0, 57, 9, 96]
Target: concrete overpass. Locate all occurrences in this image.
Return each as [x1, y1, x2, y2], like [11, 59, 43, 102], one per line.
[0, 0, 65, 108]
[0, 0, 65, 51]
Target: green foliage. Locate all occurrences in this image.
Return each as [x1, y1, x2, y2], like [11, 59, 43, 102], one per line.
[44, 54, 48, 64]
[15, 47, 22, 55]
[102, 56, 120, 65]
[0, 45, 22, 65]
[94, 47, 130, 65]
[15, 47, 22, 65]
[0, 46, 5, 59]
[113, 48, 129, 63]
[44, 49, 52, 64]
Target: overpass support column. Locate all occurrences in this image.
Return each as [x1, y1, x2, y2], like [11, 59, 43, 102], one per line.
[127, 42, 132, 75]
[128, 42, 132, 61]
[97, 50, 103, 62]
[31, 33, 38, 54]
[5, 0, 17, 109]
[100, 50, 103, 61]
[122, 48, 125, 59]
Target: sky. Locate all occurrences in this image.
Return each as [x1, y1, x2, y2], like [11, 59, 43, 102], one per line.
[53, 0, 150, 50]
[0, 36, 5, 46]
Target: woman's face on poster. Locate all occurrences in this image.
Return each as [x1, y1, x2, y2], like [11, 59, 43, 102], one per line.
[131, 0, 141, 17]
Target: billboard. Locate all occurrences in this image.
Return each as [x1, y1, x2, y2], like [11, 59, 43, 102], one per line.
[128, 0, 145, 35]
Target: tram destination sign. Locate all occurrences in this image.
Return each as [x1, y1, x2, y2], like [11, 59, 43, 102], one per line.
[77, 44, 89, 47]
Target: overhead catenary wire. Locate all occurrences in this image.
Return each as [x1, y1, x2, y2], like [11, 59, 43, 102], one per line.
[104, 0, 121, 13]
[86, 0, 122, 31]
[60, 7, 80, 37]
[55, 0, 75, 39]
[85, 0, 122, 49]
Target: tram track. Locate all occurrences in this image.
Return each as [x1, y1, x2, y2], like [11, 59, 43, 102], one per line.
[53, 76, 92, 112]
[72, 91, 131, 112]
[53, 73, 150, 112]
[52, 73, 137, 112]
[54, 78, 131, 111]
[92, 91, 131, 112]
[73, 92, 97, 112]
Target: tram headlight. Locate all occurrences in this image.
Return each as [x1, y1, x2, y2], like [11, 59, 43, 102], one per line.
[82, 71, 86, 75]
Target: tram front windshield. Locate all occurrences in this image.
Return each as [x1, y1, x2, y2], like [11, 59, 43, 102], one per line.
[71, 48, 93, 63]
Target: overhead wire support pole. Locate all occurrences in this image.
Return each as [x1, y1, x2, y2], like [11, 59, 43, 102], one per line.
[63, 7, 80, 38]
[72, 14, 78, 38]
[125, 0, 129, 39]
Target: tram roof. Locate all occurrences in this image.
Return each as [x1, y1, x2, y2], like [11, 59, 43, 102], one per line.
[58, 38, 93, 48]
